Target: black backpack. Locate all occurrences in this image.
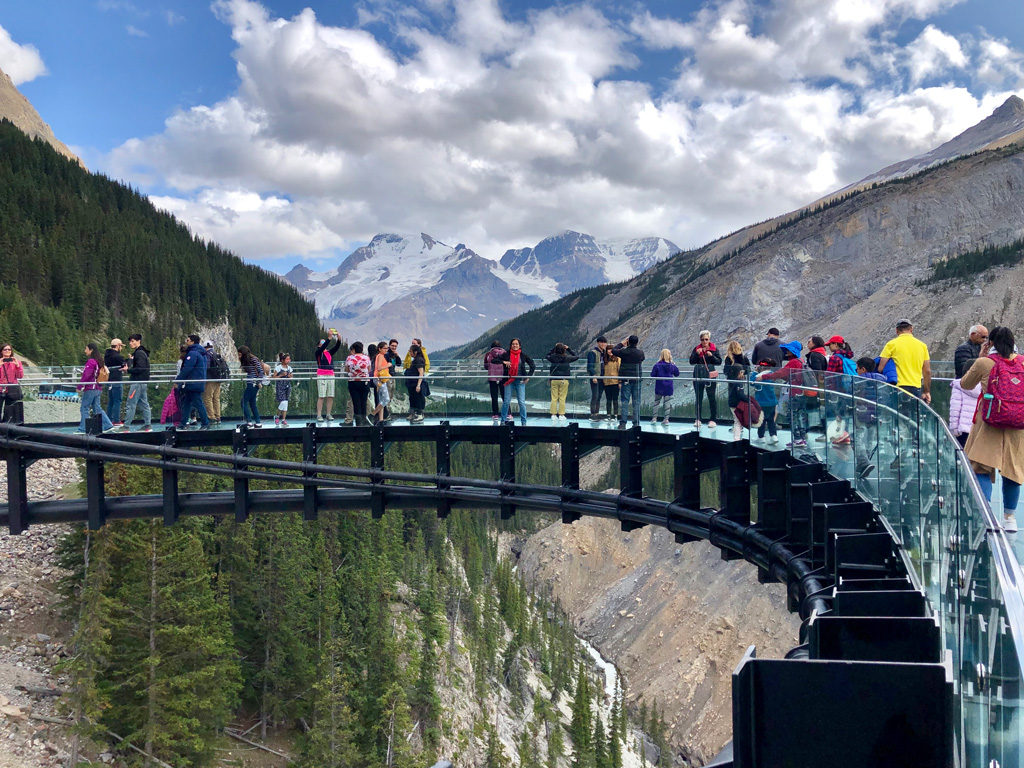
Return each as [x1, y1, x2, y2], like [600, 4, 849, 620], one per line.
[209, 353, 230, 381]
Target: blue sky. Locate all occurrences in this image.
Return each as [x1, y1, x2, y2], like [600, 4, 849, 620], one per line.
[2, 0, 1023, 273]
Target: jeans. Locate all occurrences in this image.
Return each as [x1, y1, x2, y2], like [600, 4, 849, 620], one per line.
[652, 394, 672, 419]
[693, 380, 718, 421]
[899, 385, 923, 399]
[604, 384, 619, 417]
[105, 382, 123, 423]
[757, 405, 777, 438]
[488, 381, 506, 416]
[501, 379, 527, 424]
[590, 380, 603, 415]
[242, 383, 261, 424]
[619, 380, 640, 424]
[79, 390, 113, 432]
[976, 473, 1022, 514]
[0, 392, 23, 424]
[178, 388, 208, 427]
[348, 381, 370, 419]
[124, 382, 152, 427]
[550, 379, 569, 415]
[790, 396, 809, 441]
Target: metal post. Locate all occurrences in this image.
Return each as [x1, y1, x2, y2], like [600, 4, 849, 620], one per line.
[233, 426, 249, 523]
[5, 448, 28, 535]
[86, 458, 105, 531]
[499, 423, 516, 519]
[436, 421, 451, 519]
[162, 430, 179, 525]
[371, 424, 387, 519]
[561, 423, 581, 524]
[303, 425, 319, 521]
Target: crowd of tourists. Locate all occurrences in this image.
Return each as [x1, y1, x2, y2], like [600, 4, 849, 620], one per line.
[1, 316, 1022, 531]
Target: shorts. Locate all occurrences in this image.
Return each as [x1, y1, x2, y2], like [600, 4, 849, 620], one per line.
[277, 399, 289, 411]
[317, 376, 335, 398]
[378, 383, 391, 408]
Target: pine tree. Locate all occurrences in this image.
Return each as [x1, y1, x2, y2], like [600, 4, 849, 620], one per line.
[547, 721, 565, 768]
[592, 714, 608, 768]
[570, 662, 592, 768]
[485, 719, 510, 768]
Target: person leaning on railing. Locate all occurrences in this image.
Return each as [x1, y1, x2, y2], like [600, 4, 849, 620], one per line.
[0, 342, 24, 425]
[960, 326, 1024, 533]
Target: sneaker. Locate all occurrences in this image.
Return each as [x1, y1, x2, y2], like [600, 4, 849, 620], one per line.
[199, 424, 210, 431]
[113, 421, 124, 428]
[252, 422, 263, 428]
[365, 416, 376, 426]
[769, 435, 779, 445]
[787, 439, 807, 448]
[281, 420, 289, 427]
[551, 415, 559, 421]
[1004, 514, 1019, 533]
[73, 429, 87, 434]
[831, 432, 851, 445]
[274, 416, 280, 426]
[492, 415, 500, 423]
[618, 421, 627, 430]
[650, 417, 658, 424]
[590, 413, 602, 421]
[708, 420, 717, 429]
[857, 462, 876, 480]
[140, 425, 153, 433]
[694, 420, 702, 429]
[343, 419, 353, 426]
[102, 425, 119, 434]
[412, 414, 425, 423]
[662, 418, 670, 426]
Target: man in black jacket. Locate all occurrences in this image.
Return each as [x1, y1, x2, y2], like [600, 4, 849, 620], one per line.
[612, 335, 645, 428]
[751, 327, 784, 367]
[124, 334, 151, 431]
[954, 324, 988, 378]
[104, 338, 129, 426]
[586, 336, 608, 420]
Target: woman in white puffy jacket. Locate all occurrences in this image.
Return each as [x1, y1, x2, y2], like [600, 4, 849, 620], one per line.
[950, 377, 981, 448]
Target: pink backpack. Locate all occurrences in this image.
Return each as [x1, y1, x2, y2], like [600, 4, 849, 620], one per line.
[981, 356, 1024, 429]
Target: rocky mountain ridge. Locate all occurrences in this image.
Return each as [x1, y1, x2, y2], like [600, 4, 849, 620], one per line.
[453, 95, 1024, 362]
[0, 66, 80, 166]
[285, 231, 679, 348]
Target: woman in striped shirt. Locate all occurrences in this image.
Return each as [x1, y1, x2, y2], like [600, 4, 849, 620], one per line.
[238, 346, 265, 427]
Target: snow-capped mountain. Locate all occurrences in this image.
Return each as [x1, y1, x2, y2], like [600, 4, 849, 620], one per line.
[499, 231, 680, 294]
[285, 230, 680, 348]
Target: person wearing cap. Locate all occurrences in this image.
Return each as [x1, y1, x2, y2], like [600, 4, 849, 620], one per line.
[202, 340, 228, 424]
[752, 327, 784, 367]
[123, 333, 152, 431]
[824, 335, 855, 438]
[587, 336, 609, 420]
[612, 334, 646, 428]
[316, 329, 342, 424]
[103, 338, 129, 427]
[878, 319, 931, 403]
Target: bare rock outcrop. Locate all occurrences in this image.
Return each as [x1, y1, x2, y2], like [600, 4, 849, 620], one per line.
[519, 517, 800, 767]
[0, 67, 81, 167]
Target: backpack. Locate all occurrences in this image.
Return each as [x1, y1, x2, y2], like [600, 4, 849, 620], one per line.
[97, 365, 110, 383]
[839, 355, 857, 377]
[209, 353, 230, 381]
[981, 356, 1024, 429]
[734, 399, 763, 428]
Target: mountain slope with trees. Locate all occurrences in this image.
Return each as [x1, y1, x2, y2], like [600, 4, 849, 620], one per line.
[0, 119, 321, 362]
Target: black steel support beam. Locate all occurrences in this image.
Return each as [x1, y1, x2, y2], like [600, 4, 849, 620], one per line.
[5, 447, 27, 535]
[371, 425, 387, 520]
[233, 427, 249, 523]
[499, 424, 516, 520]
[162, 430, 179, 525]
[86, 457, 105, 530]
[436, 421, 451, 519]
[302, 425, 319, 521]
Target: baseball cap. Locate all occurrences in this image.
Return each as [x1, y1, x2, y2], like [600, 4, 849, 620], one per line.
[110, 338, 123, 347]
[896, 318, 913, 328]
[204, 340, 214, 348]
[596, 335, 608, 343]
[827, 335, 845, 345]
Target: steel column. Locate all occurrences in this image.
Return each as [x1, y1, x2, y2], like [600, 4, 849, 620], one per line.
[302, 425, 319, 521]
[86, 457, 105, 530]
[5, 447, 28, 534]
[499, 424, 516, 520]
[436, 421, 452, 519]
[161, 430, 179, 525]
[233, 427, 249, 523]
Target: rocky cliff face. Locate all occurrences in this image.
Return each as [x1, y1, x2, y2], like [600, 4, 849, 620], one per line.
[0, 66, 80, 166]
[518, 517, 800, 766]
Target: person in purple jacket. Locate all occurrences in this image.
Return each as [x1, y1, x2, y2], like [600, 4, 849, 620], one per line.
[77, 343, 115, 434]
[483, 340, 507, 423]
[650, 349, 680, 426]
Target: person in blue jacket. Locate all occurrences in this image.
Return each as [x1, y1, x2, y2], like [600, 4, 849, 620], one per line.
[175, 333, 210, 429]
[650, 349, 680, 425]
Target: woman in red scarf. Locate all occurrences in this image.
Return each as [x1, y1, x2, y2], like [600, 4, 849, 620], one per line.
[498, 339, 536, 425]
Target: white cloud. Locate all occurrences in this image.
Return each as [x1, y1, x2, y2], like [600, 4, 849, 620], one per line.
[906, 25, 967, 84]
[126, 25, 149, 38]
[106, 0, 1023, 267]
[0, 24, 47, 85]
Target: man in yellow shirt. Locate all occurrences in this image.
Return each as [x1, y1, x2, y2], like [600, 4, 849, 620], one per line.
[878, 319, 932, 404]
